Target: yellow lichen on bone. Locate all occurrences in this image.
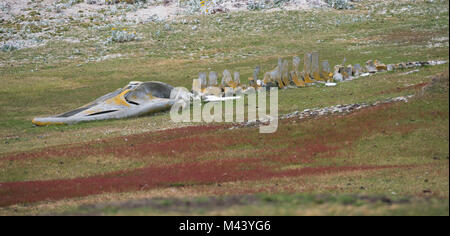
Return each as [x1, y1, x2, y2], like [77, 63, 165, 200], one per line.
[311, 52, 322, 81]
[303, 73, 315, 83]
[32, 119, 64, 126]
[291, 72, 306, 87]
[277, 77, 285, 89]
[105, 89, 131, 107]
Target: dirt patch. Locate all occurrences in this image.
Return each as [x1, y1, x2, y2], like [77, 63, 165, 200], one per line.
[396, 83, 429, 92]
[379, 82, 429, 95]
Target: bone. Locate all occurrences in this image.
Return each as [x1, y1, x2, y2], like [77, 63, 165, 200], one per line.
[321, 60, 331, 81]
[353, 64, 361, 76]
[222, 69, 234, 87]
[293, 56, 301, 73]
[209, 71, 218, 87]
[253, 66, 260, 81]
[234, 71, 241, 85]
[199, 72, 208, 88]
[192, 78, 202, 94]
[311, 52, 320, 80]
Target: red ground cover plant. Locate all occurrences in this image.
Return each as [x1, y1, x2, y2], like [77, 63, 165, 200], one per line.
[0, 158, 398, 207]
[0, 103, 420, 206]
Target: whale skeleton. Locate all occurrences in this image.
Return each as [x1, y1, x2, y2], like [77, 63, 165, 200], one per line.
[32, 81, 185, 126]
[32, 54, 448, 126]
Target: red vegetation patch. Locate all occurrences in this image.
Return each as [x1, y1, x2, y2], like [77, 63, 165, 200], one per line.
[0, 102, 423, 206]
[0, 158, 398, 207]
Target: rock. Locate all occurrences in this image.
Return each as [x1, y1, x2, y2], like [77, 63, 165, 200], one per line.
[401, 69, 420, 75]
[391, 96, 408, 103]
[282, 111, 299, 119]
[164, 23, 172, 31]
[360, 73, 370, 77]
[405, 62, 416, 68]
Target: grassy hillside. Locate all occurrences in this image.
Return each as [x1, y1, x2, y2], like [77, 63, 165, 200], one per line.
[0, 0, 448, 215]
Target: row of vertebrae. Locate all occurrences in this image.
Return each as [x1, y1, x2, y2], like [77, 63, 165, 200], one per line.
[263, 52, 331, 89]
[192, 52, 333, 97]
[192, 52, 448, 98]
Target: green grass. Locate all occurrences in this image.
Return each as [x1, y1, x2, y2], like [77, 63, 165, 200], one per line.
[62, 194, 449, 216]
[0, 154, 146, 182]
[0, 0, 448, 216]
